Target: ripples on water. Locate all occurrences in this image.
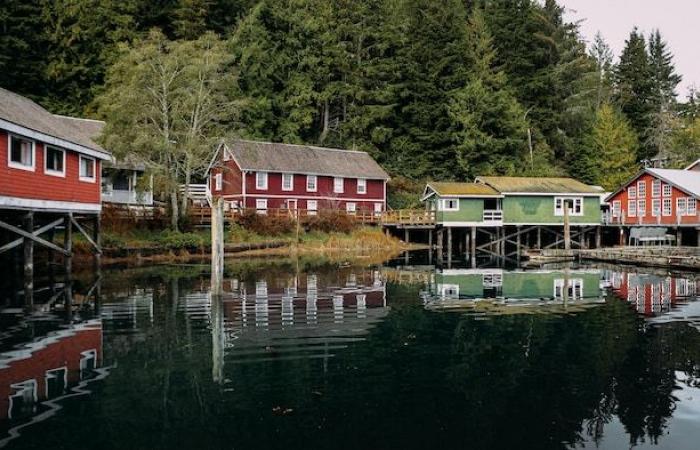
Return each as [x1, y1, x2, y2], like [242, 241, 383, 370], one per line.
[0, 256, 699, 449]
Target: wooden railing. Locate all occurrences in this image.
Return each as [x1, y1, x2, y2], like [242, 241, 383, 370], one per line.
[188, 207, 437, 227]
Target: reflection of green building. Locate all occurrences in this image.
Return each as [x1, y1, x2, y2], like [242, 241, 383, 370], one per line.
[432, 269, 603, 302]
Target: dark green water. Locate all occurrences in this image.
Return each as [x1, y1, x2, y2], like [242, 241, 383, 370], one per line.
[1, 255, 700, 450]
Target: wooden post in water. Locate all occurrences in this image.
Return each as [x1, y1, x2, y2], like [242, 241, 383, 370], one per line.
[465, 231, 470, 261]
[516, 226, 521, 261]
[428, 229, 433, 249]
[23, 212, 34, 311]
[470, 226, 476, 268]
[404, 228, 410, 244]
[64, 213, 73, 322]
[447, 227, 452, 267]
[536, 226, 542, 249]
[211, 197, 225, 296]
[676, 227, 682, 247]
[93, 214, 102, 315]
[437, 229, 444, 264]
[595, 226, 602, 249]
[563, 202, 571, 251]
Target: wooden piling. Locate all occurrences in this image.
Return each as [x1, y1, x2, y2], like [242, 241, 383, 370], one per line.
[516, 226, 521, 260]
[447, 227, 453, 267]
[470, 226, 476, 268]
[595, 226, 602, 249]
[64, 213, 73, 322]
[563, 205, 571, 251]
[536, 226, 542, 249]
[676, 227, 682, 247]
[211, 197, 225, 296]
[428, 229, 433, 249]
[23, 212, 34, 310]
[437, 229, 444, 263]
[404, 228, 410, 244]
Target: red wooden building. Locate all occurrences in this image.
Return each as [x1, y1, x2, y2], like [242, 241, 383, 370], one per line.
[208, 140, 389, 214]
[0, 88, 111, 214]
[604, 168, 700, 227]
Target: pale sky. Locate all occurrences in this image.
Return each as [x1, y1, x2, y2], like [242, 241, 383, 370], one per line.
[559, 0, 699, 100]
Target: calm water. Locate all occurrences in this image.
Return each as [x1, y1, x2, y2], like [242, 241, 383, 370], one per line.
[1, 254, 700, 449]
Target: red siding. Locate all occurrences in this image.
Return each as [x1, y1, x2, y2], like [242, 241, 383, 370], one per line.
[607, 172, 699, 226]
[0, 130, 101, 205]
[210, 154, 386, 212]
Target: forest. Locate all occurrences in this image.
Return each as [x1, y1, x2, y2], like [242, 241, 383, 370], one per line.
[2, 0, 699, 198]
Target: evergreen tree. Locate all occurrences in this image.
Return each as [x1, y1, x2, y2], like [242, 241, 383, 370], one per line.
[615, 28, 655, 161]
[173, 0, 211, 39]
[448, 8, 530, 178]
[589, 32, 614, 110]
[586, 104, 638, 190]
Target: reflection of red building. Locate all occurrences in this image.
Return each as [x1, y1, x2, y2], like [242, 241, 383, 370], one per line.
[610, 272, 698, 316]
[0, 321, 102, 420]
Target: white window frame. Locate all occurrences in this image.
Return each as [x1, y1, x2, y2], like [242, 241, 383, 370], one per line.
[651, 198, 661, 217]
[357, 178, 367, 194]
[346, 202, 356, 214]
[554, 196, 583, 217]
[334, 177, 344, 194]
[612, 200, 621, 217]
[45, 367, 68, 397]
[282, 173, 294, 191]
[78, 155, 96, 182]
[677, 197, 687, 216]
[307, 199, 318, 215]
[7, 134, 35, 171]
[688, 198, 697, 216]
[628, 186, 636, 199]
[44, 145, 66, 177]
[441, 198, 459, 212]
[628, 200, 636, 217]
[256, 172, 268, 190]
[306, 175, 317, 192]
[374, 202, 383, 213]
[663, 198, 672, 216]
[637, 199, 646, 217]
[662, 183, 672, 197]
[637, 181, 646, 198]
[214, 173, 222, 191]
[256, 199, 268, 214]
[652, 179, 661, 197]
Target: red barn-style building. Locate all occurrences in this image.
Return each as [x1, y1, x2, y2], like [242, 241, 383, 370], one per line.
[604, 168, 700, 227]
[208, 140, 389, 214]
[0, 88, 111, 213]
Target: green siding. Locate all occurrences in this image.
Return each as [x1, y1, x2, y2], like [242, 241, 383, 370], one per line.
[502, 196, 600, 224]
[435, 274, 484, 297]
[501, 272, 601, 299]
[435, 198, 484, 223]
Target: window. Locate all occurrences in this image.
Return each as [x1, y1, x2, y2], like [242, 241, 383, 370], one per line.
[79, 156, 96, 182]
[677, 198, 687, 216]
[374, 203, 383, 213]
[652, 179, 661, 197]
[663, 198, 672, 216]
[306, 175, 317, 192]
[346, 202, 356, 214]
[307, 200, 318, 215]
[652, 198, 661, 217]
[357, 178, 367, 194]
[45, 368, 67, 398]
[663, 183, 672, 197]
[8, 135, 34, 171]
[256, 199, 268, 214]
[214, 173, 222, 191]
[334, 177, 344, 193]
[637, 181, 646, 198]
[256, 172, 268, 190]
[44, 146, 65, 176]
[637, 199, 646, 217]
[688, 198, 697, 216]
[554, 197, 583, 216]
[628, 186, 636, 199]
[441, 198, 459, 211]
[282, 173, 293, 191]
[628, 200, 636, 217]
[612, 200, 622, 217]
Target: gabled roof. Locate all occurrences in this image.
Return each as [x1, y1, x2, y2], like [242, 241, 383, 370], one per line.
[685, 159, 700, 171]
[605, 168, 700, 201]
[475, 176, 603, 195]
[422, 182, 501, 201]
[0, 88, 109, 159]
[221, 140, 390, 180]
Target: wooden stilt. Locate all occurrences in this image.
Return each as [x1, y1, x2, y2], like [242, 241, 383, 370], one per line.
[595, 226, 602, 249]
[524, 230, 530, 249]
[211, 197, 225, 296]
[93, 214, 101, 270]
[437, 229, 444, 263]
[23, 213, 34, 311]
[516, 226, 521, 260]
[465, 231, 470, 260]
[470, 226, 476, 268]
[563, 205, 571, 251]
[404, 228, 410, 244]
[64, 213, 73, 323]
[428, 229, 433, 249]
[537, 226, 542, 249]
[676, 227, 682, 247]
[619, 227, 625, 246]
[447, 227, 452, 268]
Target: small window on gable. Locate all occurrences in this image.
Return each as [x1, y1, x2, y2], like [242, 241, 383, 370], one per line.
[45, 146, 65, 176]
[628, 186, 636, 199]
[688, 198, 697, 216]
[79, 156, 96, 182]
[215, 173, 223, 191]
[652, 179, 661, 197]
[637, 181, 646, 198]
[663, 183, 672, 197]
[8, 135, 34, 171]
[612, 200, 621, 217]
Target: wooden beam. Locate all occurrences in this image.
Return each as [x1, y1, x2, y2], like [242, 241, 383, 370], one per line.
[0, 218, 64, 254]
[71, 216, 101, 254]
[0, 219, 70, 256]
[24, 213, 34, 310]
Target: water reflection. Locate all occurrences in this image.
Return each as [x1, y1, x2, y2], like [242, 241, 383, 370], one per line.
[0, 259, 700, 449]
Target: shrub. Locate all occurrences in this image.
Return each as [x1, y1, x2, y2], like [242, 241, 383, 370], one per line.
[156, 231, 208, 250]
[303, 210, 355, 233]
[234, 209, 295, 235]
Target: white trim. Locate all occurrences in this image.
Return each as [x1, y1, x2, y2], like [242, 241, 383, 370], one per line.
[496, 191, 601, 197]
[282, 173, 294, 191]
[0, 195, 101, 212]
[440, 198, 459, 211]
[256, 171, 268, 190]
[44, 145, 66, 178]
[79, 155, 97, 183]
[219, 193, 385, 202]
[346, 202, 356, 214]
[307, 199, 318, 212]
[45, 366, 68, 397]
[663, 198, 672, 216]
[357, 178, 367, 194]
[214, 173, 223, 191]
[440, 221, 504, 227]
[7, 133, 35, 171]
[306, 174, 317, 192]
[504, 222, 601, 226]
[0, 118, 111, 160]
[554, 196, 584, 217]
[255, 198, 268, 214]
[334, 177, 344, 194]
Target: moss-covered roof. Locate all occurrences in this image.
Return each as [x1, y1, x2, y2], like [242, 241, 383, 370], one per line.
[426, 182, 501, 197]
[475, 176, 602, 194]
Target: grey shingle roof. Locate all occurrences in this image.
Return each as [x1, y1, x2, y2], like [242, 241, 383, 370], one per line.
[226, 140, 390, 180]
[0, 87, 107, 155]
